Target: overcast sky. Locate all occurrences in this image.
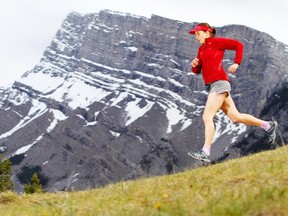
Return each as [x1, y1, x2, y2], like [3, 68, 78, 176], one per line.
[0, 0, 287, 87]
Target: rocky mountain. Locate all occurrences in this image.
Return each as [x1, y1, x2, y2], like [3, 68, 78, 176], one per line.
[0, 10, 287, 192]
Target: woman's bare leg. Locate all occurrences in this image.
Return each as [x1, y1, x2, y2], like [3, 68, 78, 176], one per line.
[220, 95, 278, 145]
[189, 92, 278, 162]
[202, 92, 228, 146]
[220, 95, 263, 126]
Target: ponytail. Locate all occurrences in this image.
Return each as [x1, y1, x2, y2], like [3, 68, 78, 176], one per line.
[210, 28, 216, 37]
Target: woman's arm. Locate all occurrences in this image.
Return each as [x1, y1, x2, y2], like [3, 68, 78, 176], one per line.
[215, 37, 244, 65]
[191, 48, 202, 74]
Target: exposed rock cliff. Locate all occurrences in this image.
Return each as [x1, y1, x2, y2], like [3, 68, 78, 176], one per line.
[0, 10, 287, 192]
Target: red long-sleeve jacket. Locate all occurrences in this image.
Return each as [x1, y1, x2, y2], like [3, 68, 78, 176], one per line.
[192, 37, 244, 84]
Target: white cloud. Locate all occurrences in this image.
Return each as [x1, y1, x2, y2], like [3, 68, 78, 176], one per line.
[0, 0, 287, 87]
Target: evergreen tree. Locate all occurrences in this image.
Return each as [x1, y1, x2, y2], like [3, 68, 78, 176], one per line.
[24, 173, 44, 194]
[0, 155, 14, 192]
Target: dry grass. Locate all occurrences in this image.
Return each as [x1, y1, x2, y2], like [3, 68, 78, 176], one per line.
[1, 145, 288, 216]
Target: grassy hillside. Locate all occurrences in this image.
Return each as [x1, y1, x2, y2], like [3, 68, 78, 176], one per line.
[1, 145, 288, 216]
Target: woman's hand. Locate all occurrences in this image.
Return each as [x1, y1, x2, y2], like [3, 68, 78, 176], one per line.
[191, 58, 199, 68]
[228, 63, 239, 73]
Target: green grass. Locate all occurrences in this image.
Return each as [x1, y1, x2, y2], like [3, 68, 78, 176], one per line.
[1, 145, 288, 216]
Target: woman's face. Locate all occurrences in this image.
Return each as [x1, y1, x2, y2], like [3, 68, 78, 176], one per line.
[195, 31, 210, 44]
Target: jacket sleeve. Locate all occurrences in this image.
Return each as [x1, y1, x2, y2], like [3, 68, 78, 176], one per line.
[215, 38, 244, 65]
[191, 48, 202, 74]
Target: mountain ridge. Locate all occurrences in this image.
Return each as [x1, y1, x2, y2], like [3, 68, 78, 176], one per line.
[0, 9, 287, 192]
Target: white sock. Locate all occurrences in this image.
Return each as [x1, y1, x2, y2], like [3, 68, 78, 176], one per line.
[260, 121, 271, 131]
[202, 144, 211, 156]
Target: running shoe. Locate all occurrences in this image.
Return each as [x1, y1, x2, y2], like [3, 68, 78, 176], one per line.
[266, 121, 278, 145]
[188, 150, 211, 163]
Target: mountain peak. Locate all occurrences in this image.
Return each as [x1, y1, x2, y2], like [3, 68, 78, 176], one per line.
[0, 10, 287, 192]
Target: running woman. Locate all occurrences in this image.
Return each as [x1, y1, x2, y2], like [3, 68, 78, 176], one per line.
[188, 23, 278, 163]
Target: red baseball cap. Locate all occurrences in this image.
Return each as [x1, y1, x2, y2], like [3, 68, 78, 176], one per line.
[189, 25, 212, 34]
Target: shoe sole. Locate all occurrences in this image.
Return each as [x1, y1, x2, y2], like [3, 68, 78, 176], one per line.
[188, 152, 211, 163]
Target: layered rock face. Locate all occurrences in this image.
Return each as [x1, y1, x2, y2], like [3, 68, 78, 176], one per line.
[0, 10, 287, 192]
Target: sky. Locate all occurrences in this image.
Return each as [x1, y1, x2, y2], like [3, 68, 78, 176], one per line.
[0, 0, 287, 87]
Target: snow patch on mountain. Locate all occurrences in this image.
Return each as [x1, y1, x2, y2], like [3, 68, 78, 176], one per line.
[9, 107, 67, 157]
[1, 87, 30, 106]
[47, 74, 111, 109]
[0, 99, 48, 139]
[213, 111, 247, 143]
[47, 109, 68, 132]
[158, 101, 192, 133]
[20, 71, 66, 94]
[12, 134, 44, 156]
[125, 97, 154, 126]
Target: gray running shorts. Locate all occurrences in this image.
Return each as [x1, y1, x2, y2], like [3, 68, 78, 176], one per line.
[206, 80, 231, 95]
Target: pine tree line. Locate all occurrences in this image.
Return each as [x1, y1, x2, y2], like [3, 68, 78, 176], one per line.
[0, 155, 44, 194]
[0, 155, 13, 192]
[24, 173, 44, 194]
